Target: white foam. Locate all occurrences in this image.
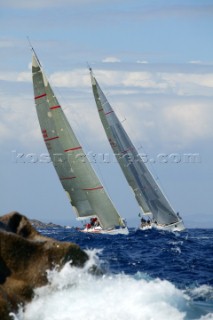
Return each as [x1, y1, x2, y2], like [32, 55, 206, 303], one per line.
[12, 250, 212, 320]
[190, 285, 213, 301]
[200, 314, 213, 320]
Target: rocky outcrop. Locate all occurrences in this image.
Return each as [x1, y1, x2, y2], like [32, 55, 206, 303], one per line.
[30, 219, 64, 229]
[0, 212, 88, 320]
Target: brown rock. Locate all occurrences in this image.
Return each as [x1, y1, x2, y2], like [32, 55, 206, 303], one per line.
[0, 211, 88, 319]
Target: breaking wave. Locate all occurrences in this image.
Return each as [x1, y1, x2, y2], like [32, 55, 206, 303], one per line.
[11, 250, 213, 320]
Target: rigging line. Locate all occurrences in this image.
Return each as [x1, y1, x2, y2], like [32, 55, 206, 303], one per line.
[112, 101, 161, 181]
[102, 88, 127, 124]
[27, 36, 42, 68]
[90, 148, 113, 199]
[86, 61, 92, 72]
[103, 89, 173, 204]
[136, 137, 174, 205]
[137, 139, 173, 204]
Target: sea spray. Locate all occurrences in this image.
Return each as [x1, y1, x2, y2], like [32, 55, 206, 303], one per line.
[10, 228, 213, 320]
[12, 250, 209, 320]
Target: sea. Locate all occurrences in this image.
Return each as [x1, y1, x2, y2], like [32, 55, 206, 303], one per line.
[12, 228, 213, 320]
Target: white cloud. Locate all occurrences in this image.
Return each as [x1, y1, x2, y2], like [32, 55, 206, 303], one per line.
[189, 60, 213, 66]
[102, 57, 121, 63]
[48, 68, 213, 97]
[136, 60, 148, 64]
[0, 72, 18, 82]
[115, 97, 213, 150]
[0, 71, 31, 82]
[49, 69, 89, 88]
[17, 72, 31, 82]
[122, 71, 169, 91]
[161, 72, 213, 92]
[0, 86, 41, 148]
[0, 121, 12, 140]
[162, 103, 213, 145]
[2, 65, 212, 98]
[189, 60, 204, 65]
[1, 64, 213, 150]
[50, 69, 123, 88]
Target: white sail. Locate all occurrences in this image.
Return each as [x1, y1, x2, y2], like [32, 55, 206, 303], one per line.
[32, 53, 127, 232]
[90, 69, 185, 230]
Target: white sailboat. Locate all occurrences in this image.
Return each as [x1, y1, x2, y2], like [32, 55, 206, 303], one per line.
[31, 51, 128, 235]
[90, 68, 185, 232]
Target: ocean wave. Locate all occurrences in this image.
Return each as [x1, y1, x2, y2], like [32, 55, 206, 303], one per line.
[11, 250, 213, 320]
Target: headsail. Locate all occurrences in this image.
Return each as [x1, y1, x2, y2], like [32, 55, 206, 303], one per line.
[32, 54, 126, 230]
[90, 69, 185, 228]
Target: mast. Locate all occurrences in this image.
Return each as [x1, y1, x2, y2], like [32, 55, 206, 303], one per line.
[32, 53, 125, 230]
[90, 69, 184, 226]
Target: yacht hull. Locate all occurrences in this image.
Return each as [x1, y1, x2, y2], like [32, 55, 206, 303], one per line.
[80, 226, 129, 235]
[139, 220, 185, 232]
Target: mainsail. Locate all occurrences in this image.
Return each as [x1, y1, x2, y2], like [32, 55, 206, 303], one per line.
[90, 69, 185, 228]
[32, 53, 126, 231]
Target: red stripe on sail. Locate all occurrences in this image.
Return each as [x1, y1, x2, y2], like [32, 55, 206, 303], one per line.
[105, 110, 114, 116]
[50, 105, 61, 110]
[60, 176, 76, 180]
[44, 136, 59, 142]
[35, 93, 47, 100]
[64, 146, 82, 152]
[82, 186, 103, 191]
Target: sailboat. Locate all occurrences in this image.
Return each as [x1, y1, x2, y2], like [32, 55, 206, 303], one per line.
[31, 51, 128, 235]
[90, 68, 185, 232]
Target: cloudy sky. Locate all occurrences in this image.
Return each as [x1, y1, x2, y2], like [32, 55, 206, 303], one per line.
[0, 0, 213, 228]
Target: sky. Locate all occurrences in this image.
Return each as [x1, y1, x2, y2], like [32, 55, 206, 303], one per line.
[0, 0, 213, 228]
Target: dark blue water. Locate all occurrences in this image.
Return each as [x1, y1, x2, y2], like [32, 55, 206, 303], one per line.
[42, 228, 213, 287]
[37, 228, 213, 319]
